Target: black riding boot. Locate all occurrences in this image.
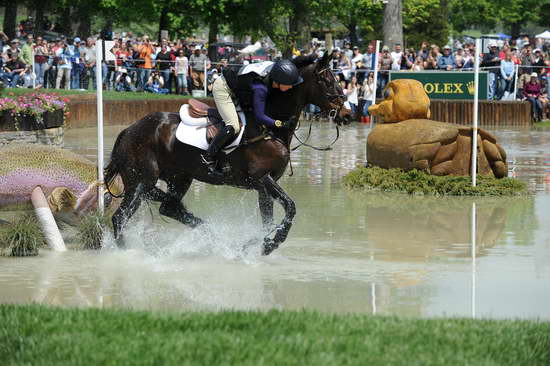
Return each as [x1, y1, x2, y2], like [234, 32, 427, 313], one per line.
[202, 125, 235, 178]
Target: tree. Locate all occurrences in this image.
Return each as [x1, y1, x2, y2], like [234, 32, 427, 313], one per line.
[3, 2, 18, 39]
[383, 0, 403, 49]
[404, 0, 449, 48]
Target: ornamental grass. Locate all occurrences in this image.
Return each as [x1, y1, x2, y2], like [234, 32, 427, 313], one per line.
[76, 211, 112, 250]
[343, 166, 527, 196]
[0, 213, 46, 256]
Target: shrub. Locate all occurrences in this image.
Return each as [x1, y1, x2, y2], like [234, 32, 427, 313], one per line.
[76, 211, 112, 250]
[0, 214, 47, 256]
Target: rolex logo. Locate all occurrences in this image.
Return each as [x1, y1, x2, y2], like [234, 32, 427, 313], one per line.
[467, 81, 475, 95]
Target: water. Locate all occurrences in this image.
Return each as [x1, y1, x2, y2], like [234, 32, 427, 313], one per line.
[1, 123, 549, 319]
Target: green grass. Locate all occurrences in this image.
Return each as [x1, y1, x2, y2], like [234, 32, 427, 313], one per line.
[2, 87, 197, 101]
[76, 211, 112, 250]
[533, 120, 550, 128]
[343, 166, 527, 196]
[1, 304, 549, 365]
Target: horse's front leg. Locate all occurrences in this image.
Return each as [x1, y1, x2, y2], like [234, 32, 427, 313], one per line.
[260, 175, 296, 255]
[258, 188, 274, 229]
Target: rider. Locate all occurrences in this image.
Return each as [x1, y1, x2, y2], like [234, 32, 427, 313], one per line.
[202, 59, 303, 177]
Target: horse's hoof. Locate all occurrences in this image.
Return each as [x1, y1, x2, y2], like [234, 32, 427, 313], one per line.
[262, 238, 278, 256]
[186, 216, 204, 228]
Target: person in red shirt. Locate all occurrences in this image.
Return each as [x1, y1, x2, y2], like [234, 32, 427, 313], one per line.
[523, 73, 543, 121]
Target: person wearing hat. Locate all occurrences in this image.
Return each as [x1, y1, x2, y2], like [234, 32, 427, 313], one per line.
[523, 73, 542, 121]
[437, 45, 456, 70]
[482, 41, 500, 99]
[4, 51, 29, 87]
[378, 45, 392, 92]
[71, 37, 83, 89]
[201, 59, 303, 178]
[533, 48, 545, 76]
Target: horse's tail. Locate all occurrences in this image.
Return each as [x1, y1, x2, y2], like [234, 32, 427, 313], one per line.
[104, 129, 127, 198]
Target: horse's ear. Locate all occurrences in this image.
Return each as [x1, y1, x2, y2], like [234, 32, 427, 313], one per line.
[316, 50, 331, 70]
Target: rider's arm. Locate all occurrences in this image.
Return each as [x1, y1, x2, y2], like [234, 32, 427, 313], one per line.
[251, 82, 276, 127]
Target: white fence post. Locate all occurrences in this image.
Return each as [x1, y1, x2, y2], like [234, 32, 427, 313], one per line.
[370, 40, 381, 128]
[203, 59, 208, 96]
[471, 39, 481, 187]
[95, 40, 105, 214]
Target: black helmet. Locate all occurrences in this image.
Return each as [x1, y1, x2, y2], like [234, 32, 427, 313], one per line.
[269, 60, 303, 86]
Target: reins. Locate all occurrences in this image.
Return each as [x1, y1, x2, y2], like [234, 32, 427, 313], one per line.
[291, 118, 340, 152]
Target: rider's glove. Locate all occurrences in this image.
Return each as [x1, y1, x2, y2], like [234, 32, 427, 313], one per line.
[274, 120, 291, 129]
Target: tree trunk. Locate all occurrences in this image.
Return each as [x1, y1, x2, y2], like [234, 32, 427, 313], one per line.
[348, 21, 358, 47]
[383, 0, 403, 49]
[284, 0, 308, 58]
[77, 14, 92, 39]
[158, 6, 170, 42]
[3, 3, 18, 40]
[208, 19, 219, 62]
[55, 7, 72, 36]
[34, 1, 47, 36]
[510, 22, 521, 40]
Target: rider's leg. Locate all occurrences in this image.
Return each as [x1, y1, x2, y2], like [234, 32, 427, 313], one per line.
[202, 77, 241, 176]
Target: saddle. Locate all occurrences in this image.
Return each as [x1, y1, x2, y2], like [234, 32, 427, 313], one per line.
[187, 99, 243, 144]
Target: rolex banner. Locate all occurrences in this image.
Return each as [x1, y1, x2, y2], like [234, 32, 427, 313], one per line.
[389, 71, 488, 100]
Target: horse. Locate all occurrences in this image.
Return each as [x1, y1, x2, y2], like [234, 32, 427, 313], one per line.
[104, 52, 348, 255]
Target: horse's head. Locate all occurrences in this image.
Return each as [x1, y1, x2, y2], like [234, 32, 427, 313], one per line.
[300, 52, 352, 125]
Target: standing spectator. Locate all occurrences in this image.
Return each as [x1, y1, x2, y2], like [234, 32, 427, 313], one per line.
[482, 41, 500, 99]
[351, 46, 363, 71]
[390, 43, 402, 71]
[454, 47, 465, 69]
[174, 49, 189, 95]
[412, 56, 424, 71]
[437, 45, 456, 70]
[499, 51, 515, 100]
[81, 38, 97, 90]
[347, 75, 359, 120]
[362, 44, 376, 71]
[33, 36, 49, 87]
[360, 72, 375, 123]
[533, 49, 545, 76]
[417, 41, 429, 61]
[401, 48, 414, 70]
[343, 42, 353, 60]
[189, 48, 207, 90]
[520, 46, 534, 75]
[378, 46, 392, 93]
[523, 73, 542, 121]
[71, 38, 83, 90]
[20, 34, 34, 67]
[55, 39, 73, 89]
[156, 44, 172, 93]
[135, 36, 155, 90]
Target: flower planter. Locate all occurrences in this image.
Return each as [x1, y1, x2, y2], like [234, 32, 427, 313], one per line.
[16, 115, 41, 131]
[0, 111, 16, 131]
[43, 109, 64, 129]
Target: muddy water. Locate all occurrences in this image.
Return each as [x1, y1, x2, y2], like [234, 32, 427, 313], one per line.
[1, 123, 549, 319]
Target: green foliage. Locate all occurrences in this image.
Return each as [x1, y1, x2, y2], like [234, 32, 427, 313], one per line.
[1, 304, 550, 365]
[76, 211, 112, 250]
[404, 0, 450, 47]
[343, 166, 527, 196]
[0, 214, 46, 257]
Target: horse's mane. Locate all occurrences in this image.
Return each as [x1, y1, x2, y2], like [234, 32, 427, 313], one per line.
[291, 54, 317, 69]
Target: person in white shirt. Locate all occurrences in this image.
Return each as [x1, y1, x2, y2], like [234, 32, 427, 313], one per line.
[360, 72, 375, 122]
[351, 46, 363, 71]
[390, 44, 403, 71]
[347, 75, 359, 120]
[174, 49, 189, 95]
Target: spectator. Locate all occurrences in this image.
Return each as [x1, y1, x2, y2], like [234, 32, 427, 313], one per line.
[82, 38, 98, 90]
[523, 73, 542, 121]
[174, 49, 189, 95]
[533, 49, 545, 76]
[454, 47, 465, 69]
[33, 36, 49, 87]
[360, 71, 375, 123]
[378, 46, 392, 93]
[114, 68, 136, 92]
[5, 39, 20, 58]
[362, 44, 376, 71]
[390, 43, 402, 71]
[520, 46, 534, 75]
[20, 34, 33, 66]
[55, 39, 73, 89]
[135, 36, 155, 90]
[437, 45, 456, 70]
[189, 48, 208, 90]
[71, 37, 84, 90]
[351, 46, 363, 71]
[145, 70, 168, 94]
[482, 41, 500, 99]
[343, 42, 353, 60]
[156, 44, 172, 93]
[347, 75, 359, 120]
[499, 51, 515, 100]
[401, 48, 414, 70]
[412, 56, 424, 71]
[4, 52, 29, 87]
[417, 41, 429, 61]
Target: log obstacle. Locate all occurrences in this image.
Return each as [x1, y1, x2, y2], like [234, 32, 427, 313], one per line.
[30, 186, 67, 252]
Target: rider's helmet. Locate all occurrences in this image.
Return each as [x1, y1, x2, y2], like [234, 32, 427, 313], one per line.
[269, 60, 303, 86]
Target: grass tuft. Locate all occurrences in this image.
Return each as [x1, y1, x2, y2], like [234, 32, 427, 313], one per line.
[343, 166, 527, 196]
[76, 211, 112, 250]
[0, 214, 46, 256]
[0, 304, 549, 365]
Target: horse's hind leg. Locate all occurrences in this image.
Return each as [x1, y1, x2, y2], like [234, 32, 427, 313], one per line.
[258, 188, 274, 229]
[159, 178, 203, 228]
[112, 183, 145, 244]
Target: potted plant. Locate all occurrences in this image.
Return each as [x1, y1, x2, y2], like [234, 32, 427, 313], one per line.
[0, 93, 69, 131]
[0, 98, 17, 130]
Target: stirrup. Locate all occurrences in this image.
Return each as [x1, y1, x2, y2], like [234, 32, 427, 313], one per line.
[201, 154, 224, 177]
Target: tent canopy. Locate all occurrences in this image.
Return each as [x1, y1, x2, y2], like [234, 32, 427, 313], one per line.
[535, 31, 550, 39]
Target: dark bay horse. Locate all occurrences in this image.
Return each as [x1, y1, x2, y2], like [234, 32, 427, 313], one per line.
[105, 52, 348, 255]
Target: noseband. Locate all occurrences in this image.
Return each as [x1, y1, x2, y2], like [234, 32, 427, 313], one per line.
[317, 67, 346, 120]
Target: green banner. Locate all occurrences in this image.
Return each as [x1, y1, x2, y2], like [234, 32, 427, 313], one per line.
[389, 71, 488, 100]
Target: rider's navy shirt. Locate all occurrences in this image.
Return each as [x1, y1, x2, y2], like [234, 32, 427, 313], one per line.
[251, 82, 276, 127]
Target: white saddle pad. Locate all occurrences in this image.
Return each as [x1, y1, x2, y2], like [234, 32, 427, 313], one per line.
[175, 104, 246, 153]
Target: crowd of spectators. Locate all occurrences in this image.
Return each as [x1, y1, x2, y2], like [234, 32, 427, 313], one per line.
[1, 30, 549, 121]
[324, 37, 549, 122]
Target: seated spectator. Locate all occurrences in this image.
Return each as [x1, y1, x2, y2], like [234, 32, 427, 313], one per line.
[437, 45, 456, 70]
[4, 52, 29, 87]
[523, 73, 543, 121]
[114, 68, 136, 92]
[145, 71, 168, 94]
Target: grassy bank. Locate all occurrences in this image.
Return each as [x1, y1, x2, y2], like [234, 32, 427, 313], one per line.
[343, 166, 527, 196]
[1, 305, 549, 365]
[2, 87, 195, 101]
